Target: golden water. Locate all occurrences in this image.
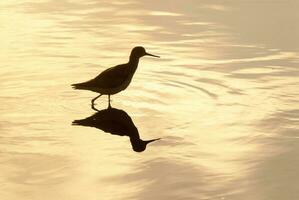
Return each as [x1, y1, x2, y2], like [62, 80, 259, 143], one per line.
[1, 1, 299, 199]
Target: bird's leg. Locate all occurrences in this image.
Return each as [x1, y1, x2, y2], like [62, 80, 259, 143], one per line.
[91, 94, 102, 105]
[108, 95, 111, 108]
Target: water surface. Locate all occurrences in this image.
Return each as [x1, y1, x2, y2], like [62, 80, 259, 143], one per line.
[1, 1, 299, 199]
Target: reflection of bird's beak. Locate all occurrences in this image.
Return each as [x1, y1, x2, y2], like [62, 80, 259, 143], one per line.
[145, 52, 160, 58]
[145, 138, 161, 144]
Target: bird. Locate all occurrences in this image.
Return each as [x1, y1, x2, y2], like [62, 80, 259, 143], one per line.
[72, 107, 160, 152]
[71, 46, 160, 108]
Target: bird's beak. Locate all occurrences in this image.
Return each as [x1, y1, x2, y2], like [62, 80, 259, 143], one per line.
[145, 138, 161, 144]
[145, 52, 160, 58]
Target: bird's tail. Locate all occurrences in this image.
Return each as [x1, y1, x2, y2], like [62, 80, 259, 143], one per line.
[71, 83, 76, 89]
[72, 119, 85, 126]
[72, 119, 81, 125]
[72, 117, 94, 126]
[72, 119, 96, 128]
[71, 83, 85, 90]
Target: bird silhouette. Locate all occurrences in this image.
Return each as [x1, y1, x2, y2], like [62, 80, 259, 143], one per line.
[72, 46, 160, 108]
[72, 107, 160, 152]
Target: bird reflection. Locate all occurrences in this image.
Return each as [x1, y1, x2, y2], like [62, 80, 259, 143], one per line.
[72, 106, 160, 152]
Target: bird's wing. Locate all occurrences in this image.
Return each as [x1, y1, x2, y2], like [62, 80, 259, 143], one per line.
[78, 64, 128, 88]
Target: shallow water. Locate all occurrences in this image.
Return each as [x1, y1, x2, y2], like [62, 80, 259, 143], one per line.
[1, 0, 299, 199]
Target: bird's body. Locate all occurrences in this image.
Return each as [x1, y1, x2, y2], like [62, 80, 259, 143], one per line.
[72, 46, 159, 107]
[72, 62, 137, 95]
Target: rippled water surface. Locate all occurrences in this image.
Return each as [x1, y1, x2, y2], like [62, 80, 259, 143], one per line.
[1, 1, 299, 199]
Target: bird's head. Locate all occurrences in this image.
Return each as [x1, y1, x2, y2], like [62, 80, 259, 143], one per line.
[131, 138, 161, 152]
[131, 46, 160, 59]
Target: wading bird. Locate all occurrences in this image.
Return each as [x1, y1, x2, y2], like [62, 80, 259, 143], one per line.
[72, 46, 159, 108]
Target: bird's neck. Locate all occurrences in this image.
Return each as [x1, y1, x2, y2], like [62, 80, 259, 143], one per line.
[128, 56, 140, 73]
